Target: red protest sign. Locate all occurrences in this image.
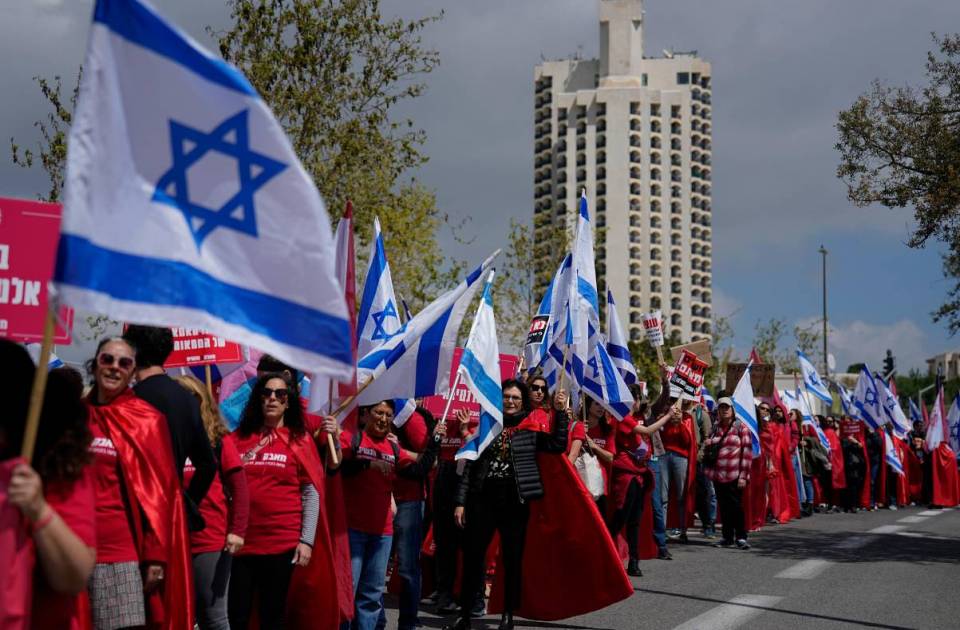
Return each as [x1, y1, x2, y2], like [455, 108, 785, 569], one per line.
[422, 348, 520, 423]
[0, 198, 73, 343]
[163, 327, 243, 367]
[669, 349, 708, 398]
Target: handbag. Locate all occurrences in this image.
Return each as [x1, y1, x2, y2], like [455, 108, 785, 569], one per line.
[703, 420, 736, 467]
[575, 450, 606, 499]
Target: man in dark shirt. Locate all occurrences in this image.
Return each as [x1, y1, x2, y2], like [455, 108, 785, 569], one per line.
[123, 325, 216, 531]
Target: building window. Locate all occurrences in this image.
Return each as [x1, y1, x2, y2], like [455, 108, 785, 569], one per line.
[677, 72, 690, 85]
[650, 103, 661, 117]
[671, 105, 681, 118]
[642, 73, 648, 87]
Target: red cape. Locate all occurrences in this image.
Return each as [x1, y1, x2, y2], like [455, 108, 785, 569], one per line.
[906, 447, 924, 503]
[0, 458, 35, 629]
[89, 391, 193, 630]
[930, 443, 959, 507]
[665, 416, 698, 530]
[281, 429, 341, 630]
[825, 428, 846, 491]
[743, 453, 767, 532]
[488, 419, 632, 621]
[774, 423, 800, 520]
[891, 437, 909, 507]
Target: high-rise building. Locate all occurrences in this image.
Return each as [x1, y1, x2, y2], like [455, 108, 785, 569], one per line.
[533, 0, 713, 342]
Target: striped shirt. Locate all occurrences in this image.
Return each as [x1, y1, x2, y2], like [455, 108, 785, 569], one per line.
[704, 420, 753, 484]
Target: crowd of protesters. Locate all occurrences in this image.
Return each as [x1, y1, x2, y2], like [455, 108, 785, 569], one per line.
[2, 328, 958, 630]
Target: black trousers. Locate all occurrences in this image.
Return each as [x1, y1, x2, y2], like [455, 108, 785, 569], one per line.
[714, 481, 747, 542]
[607, 478, 646, 561]
[228, 549, 296, 630]
[433, 461, 464, 597]
[458, 481, 529, 614]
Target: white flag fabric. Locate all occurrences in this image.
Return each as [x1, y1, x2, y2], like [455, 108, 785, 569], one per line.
[357, 251, 498, 405]
[357, 217, 404, 361]
[797, 388, 830, 453]
[948, 394, 960, 455]
[852, 366, 885, 429]
[606, 290, 638, 386]
[569, 192, 601, 388]
[837, 383, 855, 417]
[884, 431, 905, 476]
[798, 349, 832, 405]
[732, 364, 761, 456]
[456, 272, 504, 461]
[56, 0, 350, 377]
[878, 378, 910, 439]
[925, 385, 947, 452]
[524, 254, 572, 376]
[583, 335, 634, 420]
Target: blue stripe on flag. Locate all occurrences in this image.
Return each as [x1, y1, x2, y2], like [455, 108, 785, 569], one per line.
[578, 276, 599, 312]
[732, 400, 761, 455]
[414, 309, 451, 396]
[93, 0, 257, 97]
[459, 349, 502, 409]
[55, 234, 351, 364]
[357, 237, 387, 337]
[607, 343, 632, 362]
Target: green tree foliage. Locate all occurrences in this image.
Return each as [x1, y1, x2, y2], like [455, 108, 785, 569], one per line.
[749, 317, 823, 374]
[836, 34, 960, 334]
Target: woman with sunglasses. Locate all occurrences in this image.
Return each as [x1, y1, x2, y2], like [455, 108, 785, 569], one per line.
[528, 376, 584, 465]
[225, 372, 324, 629]
[85, 337, 193, 629]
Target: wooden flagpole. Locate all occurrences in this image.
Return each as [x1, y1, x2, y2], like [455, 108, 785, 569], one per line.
[21, 309, 56, 461]
[325, 380, 339, 466]
[204, 364, 214, 397]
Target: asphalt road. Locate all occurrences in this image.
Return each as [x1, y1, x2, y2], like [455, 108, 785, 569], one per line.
[384, 504, 960, 629]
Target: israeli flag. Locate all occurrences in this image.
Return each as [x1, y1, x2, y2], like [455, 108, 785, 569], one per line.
[456, 272, 503, 461]
[570, 192, 601, 384]
[731, 363, 761, 456]
[947, 394, 960, 455]
[606, 290, 638, 386]
[779, 388, 801, 413]
[357, 217, 404, 361]
[523, 254, 572, 374]
[701, 386, 716, 413]
[909, 398, 923, 425]
[878, 378, 910, 439]
[57, 0, 350, 378]
[25, 343, 65, 370]
[884, 432, 905, 476]
[797, 388, 830, 453]
[852, 366, 885, 429]
[357, 251, 498, 405]
[583, 335, 634, 420]
[798, 349, 832, 405]
[837, 383, 855, 417]
[392, 399, 418, 428]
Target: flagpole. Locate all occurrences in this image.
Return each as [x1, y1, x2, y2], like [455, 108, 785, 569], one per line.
[204, 364, 214, 398]
[556, 344, 572, 394]
[21, 309, 56, 461]
[325, 380, 339, 466]
[438, 372, 464, 423]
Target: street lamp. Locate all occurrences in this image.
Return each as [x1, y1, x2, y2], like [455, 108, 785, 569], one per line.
[819, 245, 829, 377]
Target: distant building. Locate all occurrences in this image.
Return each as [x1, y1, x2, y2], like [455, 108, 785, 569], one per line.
[927, 350, 960, 380]
[533, 0, 713, 342]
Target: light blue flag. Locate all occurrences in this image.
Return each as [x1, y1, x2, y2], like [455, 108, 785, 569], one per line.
[583, 335, 634, 420]
[878, 378, 910, 439]
[884, 432, 905, 476]
[56, 0, 350, 378]
[909, 398, 923, 425]
[797, 388, 830, 453]
[701, 386, 716, 412]
[798, 349, 832, 405]
[731, 363, 761, 456]
[606, 290, 638, 386]
[357, 251, 498, 406]
[456, 272, 504, 461]
[852, 366, 885, 429]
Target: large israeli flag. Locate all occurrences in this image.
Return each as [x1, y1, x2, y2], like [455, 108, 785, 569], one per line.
[909, 398, 923, 426]
[731, 364, 761, 456]
[884, 432, 905, 476]
[357, 217, 404, 361]
[56, 0, 350, 377]
[797, 388, 830, 453]
[798, 349, 832, 405]
[456, 272, 503, 461]
[570, 192, 601, 386]
[606, 290, 638, 386]
[523, 254, 572, 374]
[947, 394, 960, 455]
[878, 378, 910, 439]
[357, 251, 498, 405]
[852, 366, 885, 429]
[583, 335, 634, 420]
[837, 383, 855, 417]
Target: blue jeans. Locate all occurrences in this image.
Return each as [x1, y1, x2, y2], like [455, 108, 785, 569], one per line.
[870, 458, 881, 506]
[792, 452, 806, 504]
[647, 456, 667, 550]
[661, 451, 689, 532]
[803, 476, 815, 505]
[695, 464, 716, 530]
[349, 529, 393, 630]
[376, 501, 423, 630]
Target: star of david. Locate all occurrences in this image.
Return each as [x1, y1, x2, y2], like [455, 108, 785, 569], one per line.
[864, 388, 878, 406]
[951, 421, 960, 444]
[809, 373, 823, 388]
[152, 110, 287, 249]
[587, 356, 600, 379]
[371, 300, 404, 341]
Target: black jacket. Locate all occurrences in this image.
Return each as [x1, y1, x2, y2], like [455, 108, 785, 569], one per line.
[454, 409, 569, 506]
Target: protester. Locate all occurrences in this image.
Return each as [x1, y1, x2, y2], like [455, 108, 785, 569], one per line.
[0, 342, 96, 629]
[123, 325, 216, 530]
[796, 411, 830, 516]
[175, 375, 250, 630]
[840, 415, 868, 512]
[444, 380, 568, 630]
[703, 397, 754, 550]
[660, 399, 697, 543]
[758, 405, 784, 523]
[340, 400, 441, 630]
[865, 425, 883, 509]
[582, 396, 617, 516]
[822, 416, 846, 512]
[85, 337, 193, 629]
[226, 372, 321, 629]
[693, 403, 717, 538]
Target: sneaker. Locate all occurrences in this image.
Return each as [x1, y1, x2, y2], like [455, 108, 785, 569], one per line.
[626, 559, 643, 577]
[889, 505, 898, 511]
[469, 598, 485, 619]
[423, 591, 440, 606]
[667, 529, 681, 539]
[677, 531, 689, 544]
[657, 548, 673, 560]
[436, 594, 459, 615]
[736, 539, 751, 550]
[703, 527, 717, 539]
[713, 539, 734, 548]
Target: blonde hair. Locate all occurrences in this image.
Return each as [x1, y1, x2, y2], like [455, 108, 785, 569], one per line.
[174, 375, 229, 445]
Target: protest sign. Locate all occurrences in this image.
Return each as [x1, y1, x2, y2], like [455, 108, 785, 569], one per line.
[423, 348, 519, 423]
[726, 362, 776, 397]
[525, 314, 550, 346]
[670, 338, 713, 367]
[669, 349, 708, 398]
[0, 198, 73, 343]
[642, 310, 664, 346]
[163, 328, 243, 367]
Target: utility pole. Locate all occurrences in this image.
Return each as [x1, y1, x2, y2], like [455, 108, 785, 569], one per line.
[819, 245, 829, 377]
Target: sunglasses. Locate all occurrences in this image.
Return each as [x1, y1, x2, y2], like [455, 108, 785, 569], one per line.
[261, 387, 289, 402]
[98, 353, 134, 370]
[503, 395, 523, 402]
[530, 385, 548, 393]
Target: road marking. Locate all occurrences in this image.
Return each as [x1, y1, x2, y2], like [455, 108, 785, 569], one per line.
[897, 516, 928, 524]
[775, 559, 831, 579]
[896, 531, 953, 541]
[837, 535, 869, 549]
[673, 595, 783, 630]
[869, 525, 905, 534]
[919, 510, 945, 517]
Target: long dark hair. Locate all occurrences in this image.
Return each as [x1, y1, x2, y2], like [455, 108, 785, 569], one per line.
[501, 378, 532, 414]
[237, 372, 305, 439]
[584, 396, 611, 429]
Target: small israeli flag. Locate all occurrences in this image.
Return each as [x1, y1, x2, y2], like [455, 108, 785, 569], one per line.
[878, 378, 910, 439]
[852, 366, 885, 429]
[606, 290, 638, 386]
[797, 388, 830, 453]
[884, 432, 905, 476]
[583, 335, 634, 420]
[798, 349, 832, 405]
[732, 363, 761, 456]
[357, 217, 404, 361]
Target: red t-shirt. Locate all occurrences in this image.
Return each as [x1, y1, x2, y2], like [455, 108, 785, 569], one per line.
[184, 439, 244, 553]
[226, 430, 310, 556]
[31, 466, 96, 630]
[587, 421, 617, 457]
[340, 431, 415, 535]
[613, 415, 650, 477]
[660, 419, 691, 456]
[88, 421, 139, 563]
[439, 416, 479, 462]
[567, 421, 587, 455]
[393, 413, 430, 503]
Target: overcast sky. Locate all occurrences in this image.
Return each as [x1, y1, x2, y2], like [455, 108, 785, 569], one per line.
[3, 0, 959, 373]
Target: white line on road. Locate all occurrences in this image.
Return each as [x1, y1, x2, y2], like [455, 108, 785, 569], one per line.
[919, 510, 945, 517]
[896, 531, 954, 541]
[869, 525, 906, 534]
[775, 559, 831, 579]
[897, 516, 929, 524]
[672, 595, 783, 630]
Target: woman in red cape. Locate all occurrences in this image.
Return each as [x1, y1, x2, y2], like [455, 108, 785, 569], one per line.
[929, 442, 959, 507]
[772, 407, 800, 521]
[823, 418, 846, 509]
[86, 338, 193, 630]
